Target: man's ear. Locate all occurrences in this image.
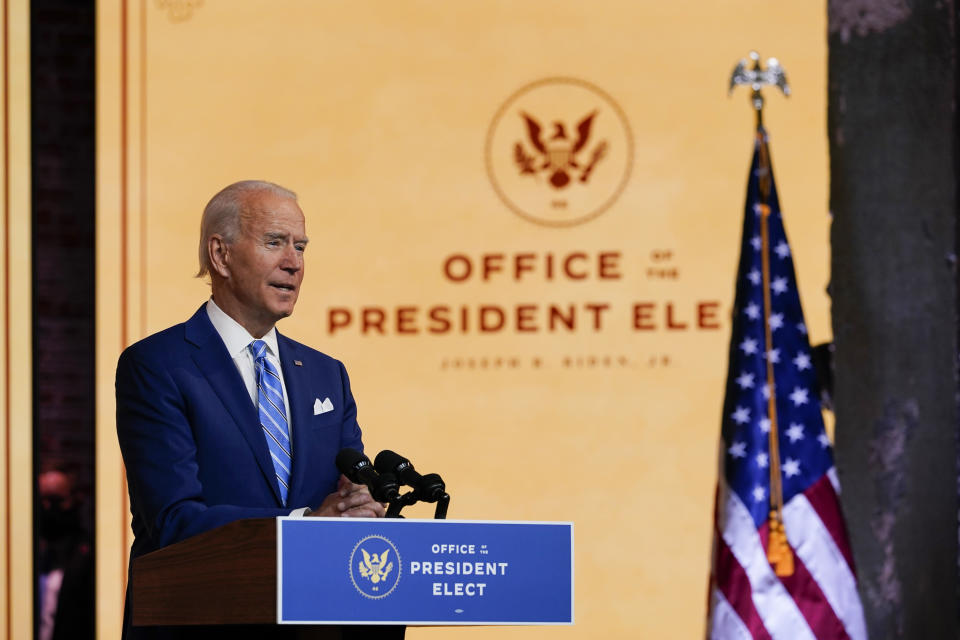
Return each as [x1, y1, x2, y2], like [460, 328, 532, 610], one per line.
[208, 235, 231, 278]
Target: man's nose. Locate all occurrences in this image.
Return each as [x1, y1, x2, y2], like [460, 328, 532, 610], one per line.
[279, 244, 302, 272]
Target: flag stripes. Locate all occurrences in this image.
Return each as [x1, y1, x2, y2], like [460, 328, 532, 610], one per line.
[709, 589, 758, 640]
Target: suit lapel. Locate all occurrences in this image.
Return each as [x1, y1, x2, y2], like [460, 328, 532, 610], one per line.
[277, 334, 314, 506]
[185, 307, 284, 506]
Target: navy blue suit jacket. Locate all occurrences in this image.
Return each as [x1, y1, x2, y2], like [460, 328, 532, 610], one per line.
[116, 305, 364, 638]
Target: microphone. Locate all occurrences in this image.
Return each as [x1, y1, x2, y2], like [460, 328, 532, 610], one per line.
[373, 472, 401, 503]
[335, 448, 400, 502]
[374, 449, 446, 503]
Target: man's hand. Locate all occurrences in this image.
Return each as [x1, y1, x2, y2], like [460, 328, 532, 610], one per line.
[307, 474, 386, 518]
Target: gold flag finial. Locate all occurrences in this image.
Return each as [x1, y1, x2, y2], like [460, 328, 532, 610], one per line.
[729, 51, 790, 130]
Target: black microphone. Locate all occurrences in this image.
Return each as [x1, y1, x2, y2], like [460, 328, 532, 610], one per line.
[374, 449, 446, 503]
[335, 448, 399, 502]
[374, 471, 401, 503]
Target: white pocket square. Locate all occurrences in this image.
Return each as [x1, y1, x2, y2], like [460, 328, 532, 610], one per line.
[314, 397, 334, 415]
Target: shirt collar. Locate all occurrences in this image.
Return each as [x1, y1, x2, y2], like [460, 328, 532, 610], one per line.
[205, 298, 280, 359]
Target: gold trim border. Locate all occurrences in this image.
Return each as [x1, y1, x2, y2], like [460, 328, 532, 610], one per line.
[1, 0, 33, 636]
[96, 0, 145, 636]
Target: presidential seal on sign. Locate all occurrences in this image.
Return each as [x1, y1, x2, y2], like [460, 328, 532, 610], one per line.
[349, 535, 402, 599]
[486, 77, 633, 227]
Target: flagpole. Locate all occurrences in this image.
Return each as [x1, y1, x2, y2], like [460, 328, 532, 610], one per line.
[709, 54, 868, 640]
[730, 51, 794, 577]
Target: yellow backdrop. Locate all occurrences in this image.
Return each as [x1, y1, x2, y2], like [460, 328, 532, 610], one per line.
[96, 1, 829, 637]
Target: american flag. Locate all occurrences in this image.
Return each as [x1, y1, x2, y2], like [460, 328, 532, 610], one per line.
[707, 129, 867, 639]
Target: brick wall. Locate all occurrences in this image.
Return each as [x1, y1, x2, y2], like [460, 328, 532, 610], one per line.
[31, 0, 96, 543]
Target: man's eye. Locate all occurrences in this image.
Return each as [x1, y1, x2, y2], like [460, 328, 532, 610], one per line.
[295, 244, 306, 252]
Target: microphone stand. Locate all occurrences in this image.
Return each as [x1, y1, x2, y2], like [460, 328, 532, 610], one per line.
[433, 493, 450, 520]
[385, 491, 450, 520]
[385, 491, 416, 518]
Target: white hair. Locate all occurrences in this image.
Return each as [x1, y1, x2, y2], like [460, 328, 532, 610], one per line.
[196, 180, 297, 279]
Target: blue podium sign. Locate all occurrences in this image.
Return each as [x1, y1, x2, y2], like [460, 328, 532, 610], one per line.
[276, 518, 573, 625]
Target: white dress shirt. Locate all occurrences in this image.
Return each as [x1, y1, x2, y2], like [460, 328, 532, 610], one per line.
[205, 298, 293, 431]
[38, 569, 63, 640]
[205, 298, 309, 516]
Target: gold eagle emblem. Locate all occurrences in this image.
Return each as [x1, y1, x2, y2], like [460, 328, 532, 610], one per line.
[514, 111, 608, 189]
[358, 548, 393, 584]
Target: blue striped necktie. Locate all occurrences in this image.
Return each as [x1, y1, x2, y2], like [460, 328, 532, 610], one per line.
[249, 339, 291, 505]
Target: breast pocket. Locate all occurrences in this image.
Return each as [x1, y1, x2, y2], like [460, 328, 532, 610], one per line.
[310, 410, 341, 430]
[301, 409, 342, 463]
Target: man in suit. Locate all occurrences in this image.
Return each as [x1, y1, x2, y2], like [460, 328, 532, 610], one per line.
[38, 468, 94, 640]
[116, 180, 386, 639]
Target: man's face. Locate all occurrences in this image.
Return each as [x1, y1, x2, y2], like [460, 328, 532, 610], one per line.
[39, 470, 72, 511]
[222, 190, 308, 336]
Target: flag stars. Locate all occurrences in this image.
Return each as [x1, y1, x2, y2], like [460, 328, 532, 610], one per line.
[793, 352, 812, 371]
[761, 383, 772, 400]
[747, 269, 761, 286]
[789, 387, 810, 407]
[731, 406, 751, 425]
[728, 441, 748, 458]
[740, 338, 759, 356]
[771, 277, 788, 295]
[765, 349, 780, 364]
[735, 372, 755, 389]
[752, 203, 763, 216]
[775, 241, 791, 259]
[818, 433, 831, 449]
[744, 303, 760, 320]
[797, 322, 807, 335]
[752, 485, 766, 503]
[786, 423, 805, 443]
[759, 418, 771, 433]
[783, 458, 801, 478]
[751, 235, 762, 251]
[768, 313, 784, 332]
[756, 452, 769, 469]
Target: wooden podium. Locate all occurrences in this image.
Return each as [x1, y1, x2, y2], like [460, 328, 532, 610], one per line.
[132, 518, 280, 626]
[132, 518, 364, 639]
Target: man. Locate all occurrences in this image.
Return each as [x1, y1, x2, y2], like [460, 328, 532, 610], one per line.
[38, 468, 93, 640]
[116, 181, 386, 639]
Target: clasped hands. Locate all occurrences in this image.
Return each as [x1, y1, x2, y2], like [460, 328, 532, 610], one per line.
[306, 474, 386, 518]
